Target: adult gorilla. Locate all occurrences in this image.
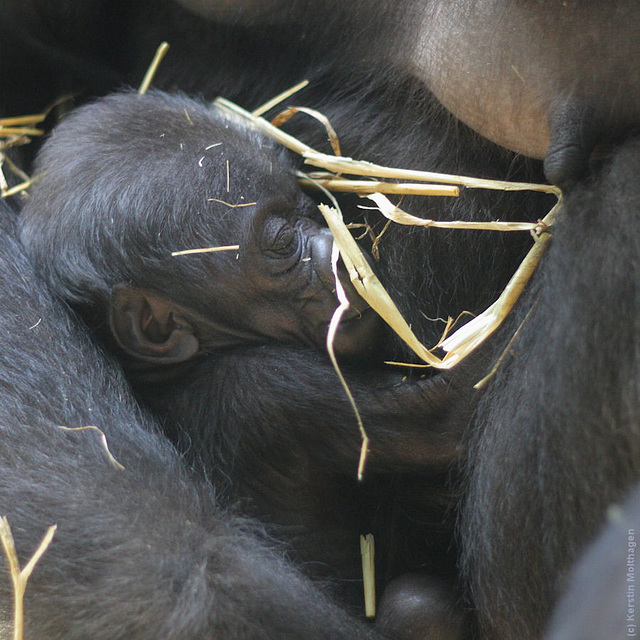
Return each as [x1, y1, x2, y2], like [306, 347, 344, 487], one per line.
[3, 2, 640, 639]
[3, 1, 640, 183]
[461, 131, 640, 639]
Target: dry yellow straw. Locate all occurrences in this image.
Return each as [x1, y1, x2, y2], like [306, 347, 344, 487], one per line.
[252, 80, 310, 117]
[0, 518, 56, 640]
[58, 425, 125, 470]
[0, 128, 43, 137]
[212, 95, 561, 369]
[299, 177, 459, 197]
[213, 96, 561, 365]
[319, 203, 446, 366]
[326, 241, 370, 480]
[138, 42, 170, 95]
[214, 97, 561, 196]
[367, 192, 540, 231]
[318, 200, 557, 369]
[0, 115, 45, 127]
[2, 177, 38, 199]
[172, 245, 240, 257]
[438, 204, 557, 358]
[360, 534, 376, 618]
[272, 106, 343, 156]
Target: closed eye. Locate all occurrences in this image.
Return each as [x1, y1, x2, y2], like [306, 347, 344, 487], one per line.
[262, 218, 300, 259]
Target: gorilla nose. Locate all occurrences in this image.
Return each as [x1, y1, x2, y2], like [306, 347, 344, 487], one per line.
[311, 227, 372, 316]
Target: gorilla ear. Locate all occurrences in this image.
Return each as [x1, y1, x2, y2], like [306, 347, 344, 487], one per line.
[109, 284, 200, 363]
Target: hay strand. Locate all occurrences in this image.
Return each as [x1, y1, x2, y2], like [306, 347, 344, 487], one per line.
[360, 534, 376, 618]
[0, 128, 43, 138]
[367, 192, 540, 231]
[1, 155, 29, 184]
[0, 115, 45, 128]
[251, 80, 310, 117]
[439, 203, 557, 358]
[215, 96, 561, 366]
[215, 97, 314, 156]
[299, 177, 459, 197]
[304, 151, 561, 194]
[303, 174, 371, 479]
[138, 42, 170, 96]
[171, 245, 240, 256]
[58, 425, 125, 470]
[208, 198, 257, 208]
[319, 203, 448, 366]
[319, 198, 557, 369]
[2, 177, 38, 199]
[0, 517, 56, 640]
[271, 106, 342, 156]
[213, 97, 561, 196]
[326, 241, 370, 480]
[473, 303, 538, 389]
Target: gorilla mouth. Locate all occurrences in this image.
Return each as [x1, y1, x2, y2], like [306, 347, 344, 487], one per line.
[327, 304, 386, 361]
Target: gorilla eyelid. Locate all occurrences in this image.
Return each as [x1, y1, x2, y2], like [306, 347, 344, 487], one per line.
[263, 219, 300, 258]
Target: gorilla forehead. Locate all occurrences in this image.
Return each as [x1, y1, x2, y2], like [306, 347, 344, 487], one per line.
[21, 91, 313, 311]
[33, 90, 298, 233]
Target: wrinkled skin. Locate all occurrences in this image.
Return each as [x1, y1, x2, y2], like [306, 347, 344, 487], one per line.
[410, 0, 640, 183]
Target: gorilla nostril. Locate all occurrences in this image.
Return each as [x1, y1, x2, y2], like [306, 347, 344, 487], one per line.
[310, 228, 338, 288]
[310, 226, 375, 314]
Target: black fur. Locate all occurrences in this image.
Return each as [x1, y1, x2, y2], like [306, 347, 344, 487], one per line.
[19, 92, 479, 624]
[3, 2, 640, 639]
[0, 197, 388, 639]
[461, 134, 640, 639]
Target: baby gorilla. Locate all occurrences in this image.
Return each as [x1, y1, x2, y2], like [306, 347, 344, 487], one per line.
[0, 196, 387, 640]
[28, 91, 379, 361]
[20, 91, 472, 638]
